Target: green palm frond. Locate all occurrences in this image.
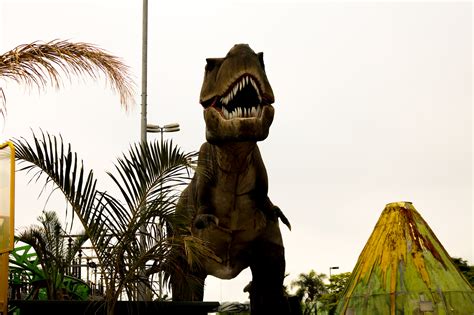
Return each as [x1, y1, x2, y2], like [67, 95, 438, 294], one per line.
[17, 225, 49, 265]
[14, 131, 112, 231]
[0, 39, 136, 115]
[104, 140, 203, 299]
[13, 132, 125, 268]
[108, 140, 194, 213]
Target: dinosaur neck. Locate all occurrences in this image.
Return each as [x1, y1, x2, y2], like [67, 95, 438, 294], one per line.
[215, 141, 256, 172]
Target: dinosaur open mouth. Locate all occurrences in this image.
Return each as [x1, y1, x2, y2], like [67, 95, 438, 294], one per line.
[210, 74, 270, 120]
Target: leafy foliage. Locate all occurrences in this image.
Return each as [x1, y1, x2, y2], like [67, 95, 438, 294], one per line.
[17, 211, 88, 300]
[0, 40, 135, 116]
[289, 270, 351, 315]
[452, 257, 474, 287]
[13, 131, 212, 313]
[290, 270, 328, 315]
[319, 272, 351, 315]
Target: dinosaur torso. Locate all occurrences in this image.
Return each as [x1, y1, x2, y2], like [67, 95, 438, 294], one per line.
[180, 141, 279, 279]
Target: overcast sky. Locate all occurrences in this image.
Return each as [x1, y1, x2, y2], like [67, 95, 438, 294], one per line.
[1, 0, 472, 302]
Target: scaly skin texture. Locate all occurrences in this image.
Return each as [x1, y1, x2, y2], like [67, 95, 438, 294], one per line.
[172, 44, 290, 315]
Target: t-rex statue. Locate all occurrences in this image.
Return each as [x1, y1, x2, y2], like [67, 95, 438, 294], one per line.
[172, 44, 291, 315]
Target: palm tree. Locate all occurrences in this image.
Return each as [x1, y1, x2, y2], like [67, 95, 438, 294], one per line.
[17, 211, 88, 300]
[13, 131, 214, 313]
[291, 270, 328, 315]
[319, 272, 351, 315]
[0, 39, 135, 116]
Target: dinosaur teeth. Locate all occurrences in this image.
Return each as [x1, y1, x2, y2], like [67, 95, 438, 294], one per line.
[221, 105, 264, 120]
[221, 76, 263, 109]
[250, 78, 257, 90]
[249, 78, 262, 101]
[219, 75, 265, 120]
[239, 77, 245, 91]
[251, 107, 257, 117]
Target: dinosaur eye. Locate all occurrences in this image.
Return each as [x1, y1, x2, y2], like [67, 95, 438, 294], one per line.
[258, 52, 265, 70]
[205, 58, 218, 72]
[204, 58, 223, 74]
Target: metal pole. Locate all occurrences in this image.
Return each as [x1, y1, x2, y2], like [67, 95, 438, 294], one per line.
[138, 0, 149, 301]
[141, 0, 148, 144]
[160, 128, 164, 147]
[329, 266, 339, 278]
[159, 127, 163, 299]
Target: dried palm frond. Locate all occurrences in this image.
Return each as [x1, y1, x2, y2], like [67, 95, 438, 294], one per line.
[0, 39, 136, 115]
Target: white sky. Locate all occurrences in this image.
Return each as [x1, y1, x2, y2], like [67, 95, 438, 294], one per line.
[1, 0, 472, 303]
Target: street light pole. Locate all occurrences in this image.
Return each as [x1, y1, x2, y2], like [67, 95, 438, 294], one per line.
[329, 266, 339, 278]
[145, 123, 180, 299]
[141, 0, 148, 145]
[138, 0, 149, 301]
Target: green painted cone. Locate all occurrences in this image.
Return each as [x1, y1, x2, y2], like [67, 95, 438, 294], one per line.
[337, 202, 474, 315]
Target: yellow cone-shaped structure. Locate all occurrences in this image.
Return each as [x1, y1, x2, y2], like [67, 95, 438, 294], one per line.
[337, 202, 474, 314]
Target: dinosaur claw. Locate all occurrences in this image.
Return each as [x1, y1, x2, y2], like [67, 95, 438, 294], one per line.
[194, 214, 219, 230]
[273, 205, 291, 231]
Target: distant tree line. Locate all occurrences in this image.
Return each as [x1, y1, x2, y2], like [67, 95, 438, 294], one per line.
[289, 270, 350, 315]
[452, 257, 474, 286]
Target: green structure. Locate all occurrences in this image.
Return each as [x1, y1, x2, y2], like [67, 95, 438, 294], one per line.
[337, 201, 474, 314]
[9, 241, 90, 301]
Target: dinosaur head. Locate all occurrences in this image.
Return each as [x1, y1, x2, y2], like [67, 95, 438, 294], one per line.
[200, 44, 274, 144]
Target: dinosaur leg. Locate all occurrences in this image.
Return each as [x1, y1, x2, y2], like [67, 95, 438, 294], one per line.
[249, 239, 290, 315]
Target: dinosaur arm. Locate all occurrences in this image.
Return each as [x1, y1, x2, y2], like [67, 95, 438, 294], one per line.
[195, 142, 216, 215]
[252, 147, 291, 230]
[193, 142, 223, 230]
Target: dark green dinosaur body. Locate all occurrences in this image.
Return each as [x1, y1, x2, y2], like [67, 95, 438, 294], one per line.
[173, 44, 290, 314]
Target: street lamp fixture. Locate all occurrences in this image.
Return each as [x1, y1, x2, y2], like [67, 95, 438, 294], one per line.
[147, 123, 180, 133]
[329, 266, 339, 278]
[146, 123, 180, 144]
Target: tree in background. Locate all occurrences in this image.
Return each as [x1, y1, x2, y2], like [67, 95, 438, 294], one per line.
[452, 257, 474, 287]
[319, 272, 351, 315]
[291, 270, 328, 315]
[17, 211, 88, 300]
